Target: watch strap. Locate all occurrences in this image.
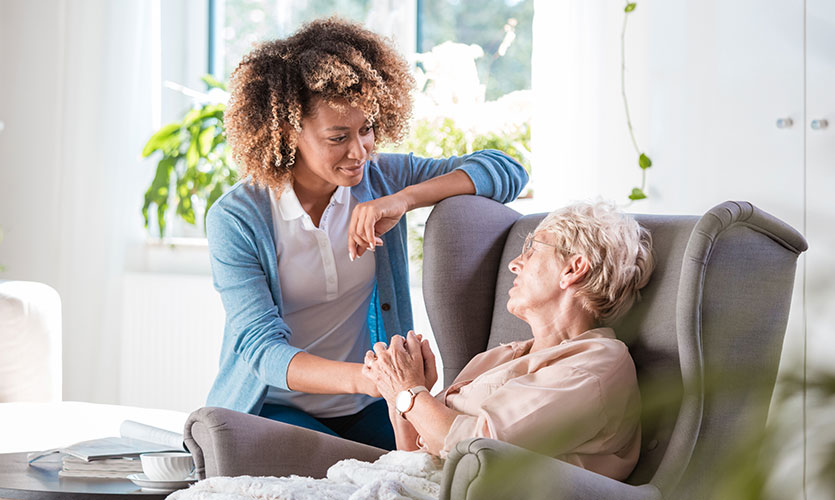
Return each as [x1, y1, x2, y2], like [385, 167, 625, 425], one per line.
[397, 385, 429, 417]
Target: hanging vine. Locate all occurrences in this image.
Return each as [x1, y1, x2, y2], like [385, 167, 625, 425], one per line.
[622, 1, 652, 201]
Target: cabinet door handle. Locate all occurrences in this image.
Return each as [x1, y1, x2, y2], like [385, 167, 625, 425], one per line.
[776, 118, 793, 129]
[811, 119, 829, 130]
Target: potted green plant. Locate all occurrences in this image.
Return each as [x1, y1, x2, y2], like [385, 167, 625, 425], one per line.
[141, 76, 236, 238]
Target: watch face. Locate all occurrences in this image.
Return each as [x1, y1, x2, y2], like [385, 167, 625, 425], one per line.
[395, 390, 412, 413]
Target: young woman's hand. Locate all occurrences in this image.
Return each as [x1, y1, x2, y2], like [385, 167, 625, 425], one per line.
[348, 193, 410, 260]
[361, 331, 427, 404]
[420, 336, 439, 391]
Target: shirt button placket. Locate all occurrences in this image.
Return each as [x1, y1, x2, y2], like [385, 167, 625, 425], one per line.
[318, 232, 338, 298]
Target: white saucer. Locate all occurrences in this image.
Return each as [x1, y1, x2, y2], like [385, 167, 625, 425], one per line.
[127, 473, 197, 491]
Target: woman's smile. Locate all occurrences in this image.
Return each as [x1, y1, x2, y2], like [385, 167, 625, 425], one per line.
[338, 164, 365, 177]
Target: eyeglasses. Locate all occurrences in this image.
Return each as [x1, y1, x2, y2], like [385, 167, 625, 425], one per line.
[522, 232, 567, 258]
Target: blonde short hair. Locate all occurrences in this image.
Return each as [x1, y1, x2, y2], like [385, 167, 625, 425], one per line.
[535, 200, 655, 323]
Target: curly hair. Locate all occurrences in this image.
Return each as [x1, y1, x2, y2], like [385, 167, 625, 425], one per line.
[223, 17, 415, 189]
[535, 201, 655, 323]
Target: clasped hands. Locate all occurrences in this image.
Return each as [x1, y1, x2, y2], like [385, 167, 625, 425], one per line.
[362, 330, 438, 406]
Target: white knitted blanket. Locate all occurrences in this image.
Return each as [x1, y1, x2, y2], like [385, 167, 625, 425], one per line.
[167, 451, 444, 500]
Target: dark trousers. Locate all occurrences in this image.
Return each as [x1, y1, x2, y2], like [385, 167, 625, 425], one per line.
[259, 398, 396, 451]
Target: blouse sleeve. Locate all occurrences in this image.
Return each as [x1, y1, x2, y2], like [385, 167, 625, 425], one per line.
[206, 203, 303, 391]
[441, 365, 607, 458]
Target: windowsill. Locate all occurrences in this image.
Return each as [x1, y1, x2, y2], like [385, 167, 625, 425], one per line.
[145, 236, 208, 248]
[136, 237, 212, 275]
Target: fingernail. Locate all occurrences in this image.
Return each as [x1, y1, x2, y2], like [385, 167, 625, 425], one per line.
[349, 253, 355, 262]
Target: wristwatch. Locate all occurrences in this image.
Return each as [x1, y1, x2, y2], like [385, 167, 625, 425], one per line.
[395, 385, 429, 417]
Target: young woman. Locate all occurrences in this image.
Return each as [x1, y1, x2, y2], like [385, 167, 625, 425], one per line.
[205, 17, 528, 450]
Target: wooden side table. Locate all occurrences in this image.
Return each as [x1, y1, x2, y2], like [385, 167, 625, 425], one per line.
[0, 453, 171, 499]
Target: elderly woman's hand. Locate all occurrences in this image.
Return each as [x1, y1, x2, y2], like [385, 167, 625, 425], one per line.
[362, 331, 428, 404]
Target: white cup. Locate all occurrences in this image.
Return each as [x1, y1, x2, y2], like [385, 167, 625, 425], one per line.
[139, 452, 194, 481]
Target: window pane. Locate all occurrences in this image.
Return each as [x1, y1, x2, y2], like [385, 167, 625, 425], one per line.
[419, 0, 532, 100]
[221, 0, 373, 80]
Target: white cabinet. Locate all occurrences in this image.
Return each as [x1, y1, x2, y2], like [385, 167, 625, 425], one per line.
[804, 1, 835, 498]
[532, 1, 834, 497]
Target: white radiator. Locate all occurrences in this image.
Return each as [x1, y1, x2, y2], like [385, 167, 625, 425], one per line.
[119, 272, 442, 413]
[120, 273, 224, 413]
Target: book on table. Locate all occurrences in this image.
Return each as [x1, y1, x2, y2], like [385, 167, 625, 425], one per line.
[58, 456, 145, 479]
[27, 419, 186, 476]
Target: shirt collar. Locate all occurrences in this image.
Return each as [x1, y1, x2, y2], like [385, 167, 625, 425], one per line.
[275, 184, 350, 221]
[332, 185, 351, 206]
[503, 327, 617, 355]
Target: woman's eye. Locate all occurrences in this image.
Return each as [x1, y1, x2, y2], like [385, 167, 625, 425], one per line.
[360, 124, 373, 134]
[329, 136, 347, 143]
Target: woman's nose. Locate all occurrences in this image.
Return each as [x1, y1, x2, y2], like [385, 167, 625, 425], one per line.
[508, 255, 522, 274]
[347, 135, 368, 161]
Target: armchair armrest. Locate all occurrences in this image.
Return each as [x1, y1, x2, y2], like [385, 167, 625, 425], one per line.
[441, 438, 662, 500]
[184, 407, 387, 479]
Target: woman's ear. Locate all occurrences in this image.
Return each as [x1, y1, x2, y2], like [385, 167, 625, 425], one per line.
[561, 254, 590, 289]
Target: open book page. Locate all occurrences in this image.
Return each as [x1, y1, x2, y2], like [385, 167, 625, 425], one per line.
[120, 420, 184, 450]
[27, 419, 185, 463]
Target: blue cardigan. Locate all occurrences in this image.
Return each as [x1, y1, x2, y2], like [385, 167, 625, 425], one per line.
[205, 150, 528, 414]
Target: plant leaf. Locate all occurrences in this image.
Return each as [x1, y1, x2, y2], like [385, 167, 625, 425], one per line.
[177, 197, 196, 224]
[156, 201, 168, 237]
[201, 74, 228, 91]
[639, 153, 652, 169]
[142, 156, 176, 232]
[628, 187, 647, 200]
[186, 137, 200, 169]
[175, 175, 196, 225]
[142, 122, 181, 157]
[198, 103, 226, 121]
[182, 108, 203, 129]
[198, 126, 216, 156]
[625, 3, 637, 13]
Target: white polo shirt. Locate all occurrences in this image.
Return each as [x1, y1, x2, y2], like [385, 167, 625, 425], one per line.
[264, 184, 378, 418]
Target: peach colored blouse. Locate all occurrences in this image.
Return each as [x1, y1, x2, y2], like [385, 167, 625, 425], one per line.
[433, 327, 641, 481]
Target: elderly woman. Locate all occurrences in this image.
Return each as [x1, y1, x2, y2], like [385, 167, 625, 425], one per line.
[363, 201, 655, 480]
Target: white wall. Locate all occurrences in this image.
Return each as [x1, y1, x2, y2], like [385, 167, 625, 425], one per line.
[530, 0, 805, 223]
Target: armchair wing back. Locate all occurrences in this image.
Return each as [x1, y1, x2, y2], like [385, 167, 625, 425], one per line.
[422, 197, 807, 500]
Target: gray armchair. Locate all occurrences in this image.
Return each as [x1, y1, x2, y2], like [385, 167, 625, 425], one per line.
[184, 197, 807, 500]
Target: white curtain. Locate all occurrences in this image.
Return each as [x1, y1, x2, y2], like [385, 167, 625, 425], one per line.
[0, 0, 156, 403]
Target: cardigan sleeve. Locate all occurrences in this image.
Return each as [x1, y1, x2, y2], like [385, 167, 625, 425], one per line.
[376, 149, 528, 203]
[206, 202, 303, 391]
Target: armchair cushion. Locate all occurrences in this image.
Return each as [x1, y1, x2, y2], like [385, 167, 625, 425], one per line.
[442, 438, 661, 500]
[185, 407, 387, 479]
